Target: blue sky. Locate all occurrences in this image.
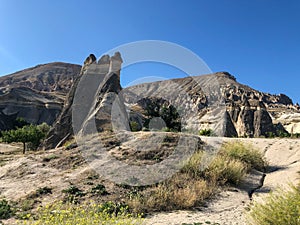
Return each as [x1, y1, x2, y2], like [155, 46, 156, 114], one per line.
[0, 0, 299, 103]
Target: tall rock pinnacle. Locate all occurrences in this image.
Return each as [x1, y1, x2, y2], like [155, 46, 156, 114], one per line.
[43, 52, 127, 149]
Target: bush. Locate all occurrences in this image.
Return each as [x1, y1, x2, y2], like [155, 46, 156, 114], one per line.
[199, 129, 214, 136]
[21, 201, 143, 225]
[219, 141, 266, 172]
[91, 184, 109, 195]
[181, 151, 204, 177]
[143, 100, 181, 131]
[248, 185, 300, 225]
[130, 121, 140, 132]
[205, 155, 246, 185]
[277, 130, 291, 138]
[182, 151, 246, 185]
[62, 185, 85, 203]
[0, 199, 13, 219]
[62, 185, 85, 197]
[14, 117, 29, 129]
[36, 187, 52, 195]
[265, 132, 276, 138]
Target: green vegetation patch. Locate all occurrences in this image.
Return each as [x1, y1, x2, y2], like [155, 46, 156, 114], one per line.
[20, 201, 143, 225]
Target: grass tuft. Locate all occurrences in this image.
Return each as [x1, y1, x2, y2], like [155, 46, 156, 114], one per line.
[219, 141, 266, 172]
[247, 185, 300, 225]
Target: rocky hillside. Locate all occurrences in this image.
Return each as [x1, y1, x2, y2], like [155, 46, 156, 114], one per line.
[42, 53, 300, 150]
[124, 72, 300, 137]
[0, 62, 81, 93]
[0, 62, 81, 129]
[0, 55, 299, 137]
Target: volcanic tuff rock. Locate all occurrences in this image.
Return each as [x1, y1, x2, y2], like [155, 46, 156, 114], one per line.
[123, 72, 300, 137]
[1, 57, 299, 139]
[46, 54, 300, 149]
[0, 62, 81, 129]
[0, 62, 81, 93]
[43, 53, 128, 149]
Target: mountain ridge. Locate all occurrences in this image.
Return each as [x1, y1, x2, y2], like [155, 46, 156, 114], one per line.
[0, 60, 299, 137]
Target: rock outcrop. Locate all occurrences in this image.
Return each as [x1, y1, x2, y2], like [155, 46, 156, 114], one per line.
[0, 87, 62, 126]
[124, 72, 297, 137]
[43, 53, 127, 149]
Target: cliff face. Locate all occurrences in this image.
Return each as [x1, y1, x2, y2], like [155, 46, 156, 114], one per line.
[0, 63, 81, 130]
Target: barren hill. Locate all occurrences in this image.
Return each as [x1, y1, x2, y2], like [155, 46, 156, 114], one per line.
[0, 62, 81, 93]
[0, 63, 81, 129]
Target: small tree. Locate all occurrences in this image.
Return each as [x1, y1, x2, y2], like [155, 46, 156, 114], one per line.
[13, 117, 29, 129]
[1, 124, 49, 154]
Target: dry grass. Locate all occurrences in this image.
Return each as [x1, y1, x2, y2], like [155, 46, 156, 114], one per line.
[205, 155, 246, 185]
[128, 173, 215, 213]
[247, 185, 300, 225]
[219, 141, 266, 172]
[127, 141, 266, 213]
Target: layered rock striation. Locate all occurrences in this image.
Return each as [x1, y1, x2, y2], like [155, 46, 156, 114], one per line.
[0, 62, 81, 129]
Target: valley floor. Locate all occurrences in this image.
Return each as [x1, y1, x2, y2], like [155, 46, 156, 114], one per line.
[0, 137, 299, 225]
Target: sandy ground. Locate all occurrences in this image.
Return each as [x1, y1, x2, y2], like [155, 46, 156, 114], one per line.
[144, 137, 300, 225]
[0, 138, 299, 225]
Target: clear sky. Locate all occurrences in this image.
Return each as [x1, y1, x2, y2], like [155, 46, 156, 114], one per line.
[0, 0, 299, 103]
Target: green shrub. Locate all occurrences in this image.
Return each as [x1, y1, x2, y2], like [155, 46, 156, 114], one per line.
[181, 151, 204, 177]
[248, 185, 300, 225]
[277, 130, 291, 138]
[14, 117, 29, 129]
[62, 186, 85, 197]
[36, 186, 52, 195]
[181, 150, 246, 185]
[130, 121, 140, 132]
[265, 132, 276, 138]
[161, 127, 170, 132]
[91, 184, 109, 195]
[62, 185, 85, 203]
[143, 101, 181, 131]
[99, 201, 130, 216]
[199, 129, 214, 136]
[0, 199, 13, 219]
[128, 174, 215, 213]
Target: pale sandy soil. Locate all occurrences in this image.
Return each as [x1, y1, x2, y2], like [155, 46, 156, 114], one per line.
[0, 138, 299, 225]
[144, 137, 300, 225]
